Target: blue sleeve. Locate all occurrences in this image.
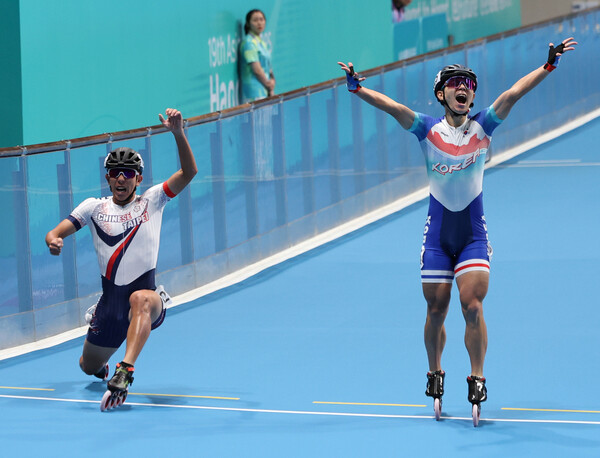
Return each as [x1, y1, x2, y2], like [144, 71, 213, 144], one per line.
[472, 106, 503, 136]
[67, 215, 81, 231]
[409, 112, 438, 142]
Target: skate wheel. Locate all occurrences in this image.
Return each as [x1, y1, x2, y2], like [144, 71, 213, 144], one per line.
[472, 403, 481, 427]
[116, 391, 127, 408]
[100, 390, 113, 412]
[434, 398, 442, 421]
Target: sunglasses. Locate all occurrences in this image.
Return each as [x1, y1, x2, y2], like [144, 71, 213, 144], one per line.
[444, 76, 476, 91]
[108, 168, 139, 179]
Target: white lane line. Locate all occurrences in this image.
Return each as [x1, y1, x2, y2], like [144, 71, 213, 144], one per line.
[2, 394, 600, 425]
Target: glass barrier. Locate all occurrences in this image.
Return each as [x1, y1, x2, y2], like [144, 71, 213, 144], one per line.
[1, 10, 599, 349]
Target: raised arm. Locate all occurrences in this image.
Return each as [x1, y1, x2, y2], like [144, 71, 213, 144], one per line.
[337, 62, 415, 130]
[45, 219, 77, 256]
[158, 108, 198, 196]
[492, 37, 577, 120]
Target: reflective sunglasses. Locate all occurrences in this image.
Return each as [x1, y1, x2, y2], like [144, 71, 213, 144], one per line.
[444, 76, 476, 91]
[108, 168, 139, 179]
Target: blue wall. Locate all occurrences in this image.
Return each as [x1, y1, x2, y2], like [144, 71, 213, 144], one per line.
[0, 10, 597, 349]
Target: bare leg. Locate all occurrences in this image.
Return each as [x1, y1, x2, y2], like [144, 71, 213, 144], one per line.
[423, 282, 452, 371]
[456, 271, 489, 376]
[122, 289, 163, 365]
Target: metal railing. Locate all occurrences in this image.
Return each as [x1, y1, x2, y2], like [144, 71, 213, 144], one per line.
[1, 8, 598, 349]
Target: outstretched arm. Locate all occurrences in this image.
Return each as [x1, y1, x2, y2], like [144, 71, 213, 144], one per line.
[45, 219, 77, 256]
[158, 108, 198, 196]
[337, 62, 415, 130]
[493, 37, 577, 120]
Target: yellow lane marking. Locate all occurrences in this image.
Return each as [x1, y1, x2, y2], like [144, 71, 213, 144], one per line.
[129, 392, 240, 401]
[3, 395, 600, 425]
[503, 407, 600, 414]
[0, 386, 55, 392]
[313, 401, 426, 408]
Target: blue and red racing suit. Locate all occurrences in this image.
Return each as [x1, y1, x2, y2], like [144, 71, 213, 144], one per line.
[408, 106, 503, 284]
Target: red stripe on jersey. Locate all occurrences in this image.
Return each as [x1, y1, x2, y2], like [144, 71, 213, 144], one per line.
[105, 225, 140, 280]
[454, 263, 489, 274]
[426, 130, 490, 157]
[163, 181, 176, 198]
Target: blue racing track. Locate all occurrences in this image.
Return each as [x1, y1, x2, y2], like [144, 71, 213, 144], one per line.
[1, 114, 599, 457]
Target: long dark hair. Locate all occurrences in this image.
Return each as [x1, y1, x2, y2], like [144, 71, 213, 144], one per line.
[244, 9, 266, 35]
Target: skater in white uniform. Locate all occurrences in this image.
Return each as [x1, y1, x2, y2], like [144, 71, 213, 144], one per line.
[338, 36, 577, 423]
[46, 108, 197, 410]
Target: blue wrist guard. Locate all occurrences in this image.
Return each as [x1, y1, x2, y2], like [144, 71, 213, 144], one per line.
[346, 66, 362, 93]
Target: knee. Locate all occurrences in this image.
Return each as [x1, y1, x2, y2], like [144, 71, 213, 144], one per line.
[129, 290, 162, 323]
[129, 291, 152, 315]
[426, 299, 450, 322]
[79, 355, 100, 376]
[461, 299, 484, 324]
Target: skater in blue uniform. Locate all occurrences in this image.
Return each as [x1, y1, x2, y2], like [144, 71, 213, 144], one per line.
[338, 36, 577, 422]
[45, 108, 197, 410]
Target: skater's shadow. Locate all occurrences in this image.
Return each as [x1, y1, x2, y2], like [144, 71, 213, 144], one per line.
[83, 383, 183, 406]
[471, 418, 495, 428]
[136, 395, 182, 405]
[442, 414, 495, 429]
[100, 404, 133, 413]
[85, 381, 107, 394]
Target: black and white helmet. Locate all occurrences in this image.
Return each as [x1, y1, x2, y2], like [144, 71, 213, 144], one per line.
[433, 64, 478, 102]
[104, 147, 144, 174]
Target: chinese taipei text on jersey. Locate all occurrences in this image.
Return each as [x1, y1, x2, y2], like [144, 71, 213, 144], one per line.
[68, 182, 175, 347]
[409, 106, 503, 284]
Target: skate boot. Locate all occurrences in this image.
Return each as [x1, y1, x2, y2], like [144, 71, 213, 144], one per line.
[425, 370, 445, 420]
[100, 362, 134, 412]
[467, 375, 487, 427]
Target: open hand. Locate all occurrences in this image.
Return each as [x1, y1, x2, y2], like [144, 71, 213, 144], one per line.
[337, 61, 366, 92]
[547, 37, 578, 66]
[337, 61, 366, 81]
[552, 36, 578, 54]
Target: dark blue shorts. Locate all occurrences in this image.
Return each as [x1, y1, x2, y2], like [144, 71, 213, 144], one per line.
[86, 269, 166, 348]
[420, 194, 492, 284]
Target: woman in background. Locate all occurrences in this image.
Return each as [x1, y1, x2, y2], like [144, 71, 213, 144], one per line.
[392, 0, 412, 22]
[239, 9, 275, 103]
